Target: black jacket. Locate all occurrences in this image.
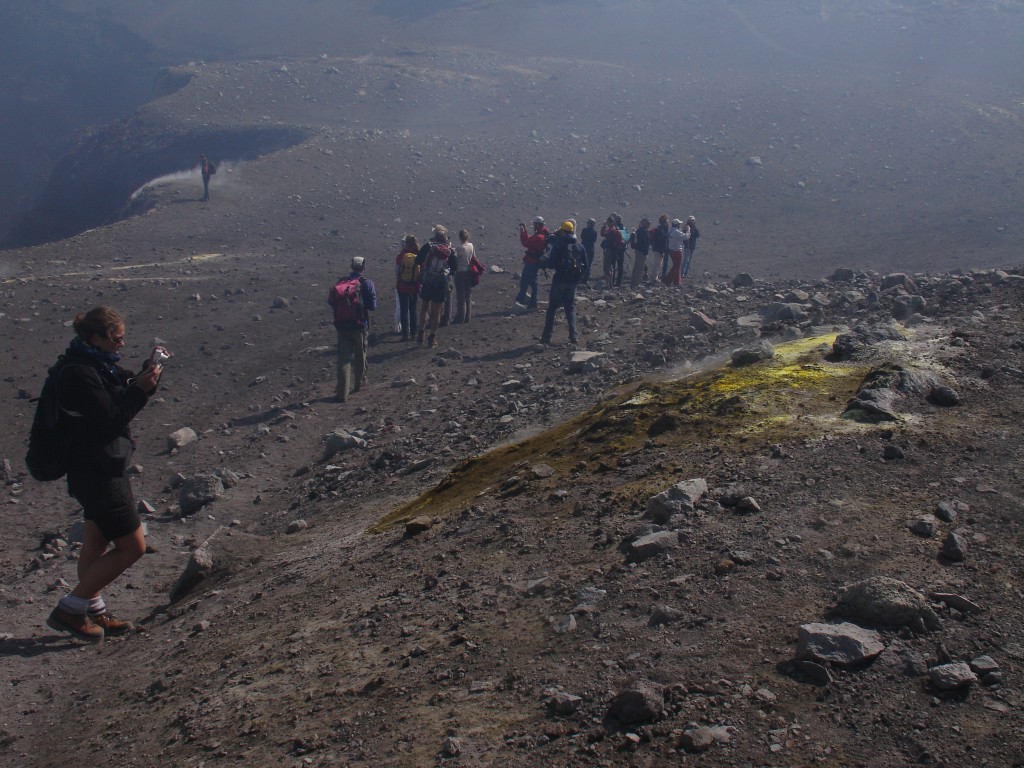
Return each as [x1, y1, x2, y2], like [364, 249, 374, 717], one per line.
[55, 347, 149, 476]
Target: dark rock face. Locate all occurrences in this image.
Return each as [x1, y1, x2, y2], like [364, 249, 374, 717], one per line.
[6, 124, 307, 248]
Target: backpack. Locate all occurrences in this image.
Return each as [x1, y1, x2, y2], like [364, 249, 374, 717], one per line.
[330, 276, 364, 324]
[398, 251, 419, 285]
[561, 243, 584, 282]
[421, 243, 451, 290]
[208, 162, 217, 175]
[619, 227, 630, 250]
[25, 359, 79, 481]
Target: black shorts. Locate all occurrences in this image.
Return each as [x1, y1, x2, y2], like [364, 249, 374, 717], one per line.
[68, 471, 140, 541]
[419, 281, 447, 304]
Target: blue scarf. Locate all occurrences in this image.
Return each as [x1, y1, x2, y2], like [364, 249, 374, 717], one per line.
[68, 337, 122, 384]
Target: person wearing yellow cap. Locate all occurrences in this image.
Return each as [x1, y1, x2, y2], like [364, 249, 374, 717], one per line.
[538, 220, 585, 345]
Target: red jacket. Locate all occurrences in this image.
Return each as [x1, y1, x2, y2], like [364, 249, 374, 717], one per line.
[520, 227, 549, 265]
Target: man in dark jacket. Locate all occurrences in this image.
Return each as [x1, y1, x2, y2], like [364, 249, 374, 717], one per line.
[539, 220, 584, 345]
[630, 217, 651, 289]
[328, 256, 377, 402]
[650, 214, 671, 280]
[682, 215, 700, 277]
[579, 218, 598, 285]
[199, 154, 214, 201]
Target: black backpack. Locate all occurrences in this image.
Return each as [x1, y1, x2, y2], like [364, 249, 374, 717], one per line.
[561, 243, 584, 282]
[25, 359, 79, 481]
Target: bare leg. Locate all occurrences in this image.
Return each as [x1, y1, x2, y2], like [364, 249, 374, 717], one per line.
[71, 521, 145, 599]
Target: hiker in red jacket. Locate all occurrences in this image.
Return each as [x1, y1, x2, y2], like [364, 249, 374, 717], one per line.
[515, 216, 549, 309]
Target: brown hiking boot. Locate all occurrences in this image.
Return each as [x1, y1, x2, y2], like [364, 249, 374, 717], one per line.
[428, 334, 438, 348]
[47, 607, 104, 642]
[89, 612, 134, 636]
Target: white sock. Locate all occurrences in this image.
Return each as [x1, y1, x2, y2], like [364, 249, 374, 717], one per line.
[88, 597, 107, 615]
[58, 595, 90, 615]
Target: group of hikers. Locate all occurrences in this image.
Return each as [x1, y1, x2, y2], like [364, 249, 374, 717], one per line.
[516, 212, 700, 303]
[327, 224, 484, 402]
[327, 211, 700, 403]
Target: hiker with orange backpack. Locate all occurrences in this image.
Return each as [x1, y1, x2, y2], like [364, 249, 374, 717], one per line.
[395, 235, 420, 342]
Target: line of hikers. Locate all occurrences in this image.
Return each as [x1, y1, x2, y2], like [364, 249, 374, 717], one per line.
[516, 213, 700, 305]
[327, 213, 700, 402]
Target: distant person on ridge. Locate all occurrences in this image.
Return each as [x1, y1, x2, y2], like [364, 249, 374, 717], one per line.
[328, 256, 377, 402]
[681, 215, 700, 277]
[416, 225, 456, 348]
[199, 154, 215, 201]
[516, 216, 549, 309]
[538, 220, 585, 346]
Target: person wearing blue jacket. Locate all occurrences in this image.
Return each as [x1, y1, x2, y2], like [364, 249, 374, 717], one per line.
[328, 256, 377, 402]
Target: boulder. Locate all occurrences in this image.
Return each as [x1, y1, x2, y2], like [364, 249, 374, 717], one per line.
[836, 576, 941, 632]
[928, 662, 977, 691]
[627, 530, 678, 562]
[608, 680, 664, 724]
[179, 473, 225, 515]
[167, 427, 198, 450]
[731, 340, 775, 367]
[797, 622, 885, 666]
[645, 478, 708, 523]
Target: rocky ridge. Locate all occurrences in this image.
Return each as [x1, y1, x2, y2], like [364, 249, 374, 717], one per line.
[2, 264, 1023, 767]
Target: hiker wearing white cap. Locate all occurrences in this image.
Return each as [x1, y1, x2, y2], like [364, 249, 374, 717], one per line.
[328, 256, 377, 402]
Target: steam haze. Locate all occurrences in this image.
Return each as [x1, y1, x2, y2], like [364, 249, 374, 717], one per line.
[3, 0, 1023, 275]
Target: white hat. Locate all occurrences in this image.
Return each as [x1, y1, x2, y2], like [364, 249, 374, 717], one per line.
[351, 256, 366, 270]
[671, 219, 682, 227]
[532, 216, 545, 225]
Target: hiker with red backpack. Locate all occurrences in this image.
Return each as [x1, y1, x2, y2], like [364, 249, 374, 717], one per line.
[395, 235, 420, 342]
[328, 256, 377, 402]
[415, 225, 457, 348]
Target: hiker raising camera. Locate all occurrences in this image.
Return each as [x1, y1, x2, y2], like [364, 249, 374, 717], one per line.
[39, 306, 162, 641]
